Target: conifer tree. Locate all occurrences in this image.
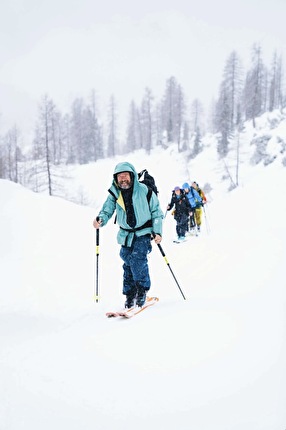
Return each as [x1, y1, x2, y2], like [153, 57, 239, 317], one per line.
[269, 51, 283, 111]
[161, 76, 185, 147]
[126, 100, 140, 153]
[190, 98, 204, 135]
[243, 44, 267, 127]
[70, 97, 85, 164]
[88, 89, 104, 161]
[215, 51, 243, 156]
[107, 95, 118, 157]
[141, 87, 154, 154]
[5, 125, 21, 182]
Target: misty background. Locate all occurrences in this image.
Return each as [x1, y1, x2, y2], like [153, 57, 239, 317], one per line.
[0, 0, 285, 141]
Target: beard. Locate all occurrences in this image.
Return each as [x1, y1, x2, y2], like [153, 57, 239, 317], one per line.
[118, 179, 132, 189]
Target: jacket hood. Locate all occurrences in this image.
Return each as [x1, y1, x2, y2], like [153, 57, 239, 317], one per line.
[182, 182, 190, 189]
[113, 162, 139, 187]
[114, 161, 137, 175]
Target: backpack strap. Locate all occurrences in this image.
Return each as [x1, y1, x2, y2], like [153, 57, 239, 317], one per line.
[108, 189, 118, 224]
[108, 189, 117, 200]
[120, 219, 152, 232]
[111, 186, 153, 224]
[138, 169, 147, 180]
[146, 187, 152, 204]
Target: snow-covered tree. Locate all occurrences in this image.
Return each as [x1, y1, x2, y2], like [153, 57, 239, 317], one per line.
[4, 125, 22, 182]
[192, 126, 203, 157]
[216, 85, 232, 157]
[215, 51, 243, 138]
[243, 44, 267, 127]
[141, 87, 154, 154]
[31, 94, 60, 195]
[190, 98, 204, 135]
[268, 51, 284, 112]
[107, 95, 118, 157]
[125, 100, 140, 153]
[70, 98, 85, 164]
[161, 76, 185, 149]
[86, 90, 104, 161]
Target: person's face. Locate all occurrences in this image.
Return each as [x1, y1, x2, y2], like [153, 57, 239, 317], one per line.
[175, 189, 180, 195]
[117, 172, 132, 189]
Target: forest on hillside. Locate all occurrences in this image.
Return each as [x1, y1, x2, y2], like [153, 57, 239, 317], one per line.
[0, 43, 285, 195]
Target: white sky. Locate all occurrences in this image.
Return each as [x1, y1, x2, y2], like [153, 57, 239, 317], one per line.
[0, 0, 286, 134]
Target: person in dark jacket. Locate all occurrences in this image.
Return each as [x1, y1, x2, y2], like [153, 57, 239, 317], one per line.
[167, 186, 192, 242]
[93, 162, 164, 308]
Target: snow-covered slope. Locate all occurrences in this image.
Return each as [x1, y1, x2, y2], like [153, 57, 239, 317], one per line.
[1, 137, 285, 429]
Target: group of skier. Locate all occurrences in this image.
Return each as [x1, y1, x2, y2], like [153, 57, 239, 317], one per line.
[167, 181, 207, 242]
[93, 161, 207, 311]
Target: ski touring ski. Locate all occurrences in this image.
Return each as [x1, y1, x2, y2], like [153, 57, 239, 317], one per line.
[106, 296, 159, 319]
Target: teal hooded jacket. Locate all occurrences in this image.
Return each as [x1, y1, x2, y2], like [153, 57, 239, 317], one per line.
[98, 162, 164, 247]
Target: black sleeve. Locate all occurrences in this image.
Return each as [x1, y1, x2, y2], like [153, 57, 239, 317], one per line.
[185, 197, 191, 209]
[167, 196, 175, 210]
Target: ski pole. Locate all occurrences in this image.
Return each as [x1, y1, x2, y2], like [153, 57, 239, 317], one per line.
[94, 228, 100, 303]
[203, 205, 211, 234]
[153, 235, 186, 300]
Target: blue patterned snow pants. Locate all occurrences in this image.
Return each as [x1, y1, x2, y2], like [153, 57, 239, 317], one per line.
[119, 234, 152, 295]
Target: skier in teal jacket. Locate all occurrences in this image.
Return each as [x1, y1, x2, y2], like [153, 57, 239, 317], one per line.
[93, 162, 163, 308]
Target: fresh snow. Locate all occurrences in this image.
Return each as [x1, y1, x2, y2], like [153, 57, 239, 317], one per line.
[1, 117, 286, 429]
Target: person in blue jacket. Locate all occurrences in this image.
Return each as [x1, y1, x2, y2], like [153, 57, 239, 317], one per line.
[182, 182, 202, 234]
[93, 162, 164, 308]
